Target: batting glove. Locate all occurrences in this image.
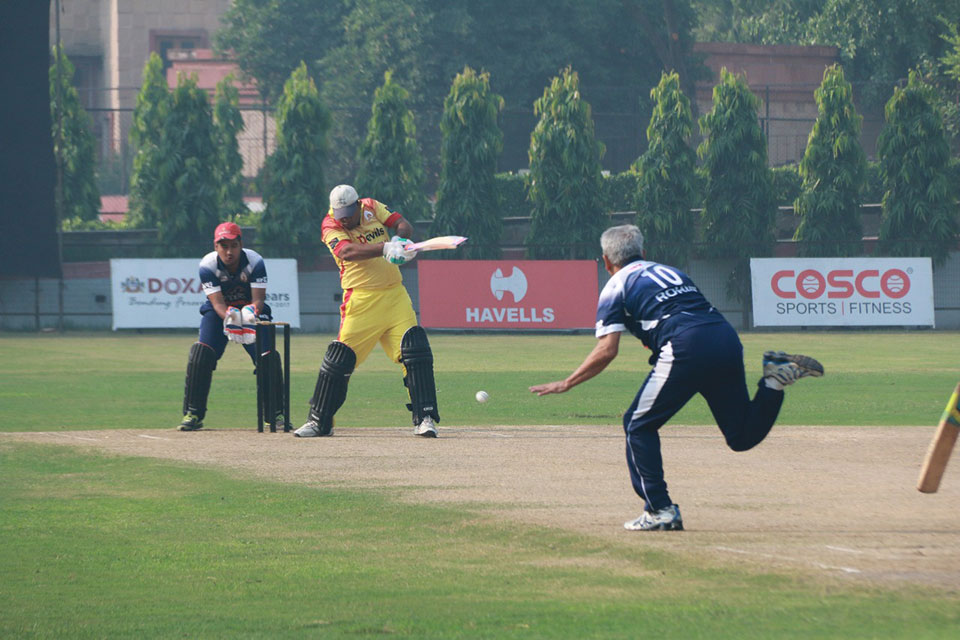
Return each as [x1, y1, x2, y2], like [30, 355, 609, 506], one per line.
[383, 237, 418, 265]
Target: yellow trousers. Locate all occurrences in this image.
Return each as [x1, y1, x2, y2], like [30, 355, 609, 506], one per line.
[338, 284, 417, 367]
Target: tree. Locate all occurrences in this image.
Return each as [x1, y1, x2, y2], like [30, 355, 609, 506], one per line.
[526, 68, 606, 259]
[215, 0, 705, 177]
[877, 71, 958, 268]
[49, 46, 100, 224]
[355, 72, 430, 223]
[698, 68, 776, 302]
[213, 75, 247, 221]
[633, 71, 698, 267]
[153, 74, 221, 255]
[433, 67, 505, 259]
[794, 64, 866, 257]
[127, 53, 170, 228]
[214, 0, 348, 104]
[259, 63, 331, 253]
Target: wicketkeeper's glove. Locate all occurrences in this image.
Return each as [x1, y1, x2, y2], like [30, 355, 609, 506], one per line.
[224, 306, 243, 342]
[382, 236, 418, 265]
[240, 304, 258, 345]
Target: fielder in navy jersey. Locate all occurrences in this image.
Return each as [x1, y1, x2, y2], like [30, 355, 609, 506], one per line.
[177, 222, 276, 431]
[530, 225, 823, 531]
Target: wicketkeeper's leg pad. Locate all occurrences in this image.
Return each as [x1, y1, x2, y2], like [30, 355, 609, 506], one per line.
[183, 342, 217, 420]
[401, 326, 440, 425]
[307, 341, 357, 435]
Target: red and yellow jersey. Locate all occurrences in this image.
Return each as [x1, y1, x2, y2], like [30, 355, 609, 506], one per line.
[321, 198, 404, 290]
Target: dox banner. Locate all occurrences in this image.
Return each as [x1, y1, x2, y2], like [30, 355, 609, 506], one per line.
[110, 258, 300, 329]
[750, 257, 934, 327]
[418, 260, 598, 329]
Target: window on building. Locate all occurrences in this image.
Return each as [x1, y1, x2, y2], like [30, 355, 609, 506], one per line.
[150, 30, 208, 71]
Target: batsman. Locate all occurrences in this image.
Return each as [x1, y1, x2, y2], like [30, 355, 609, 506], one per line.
[294, 185, 441, 438]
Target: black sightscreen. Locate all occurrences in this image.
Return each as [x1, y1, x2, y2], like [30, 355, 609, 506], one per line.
[0, 0, 61, 278]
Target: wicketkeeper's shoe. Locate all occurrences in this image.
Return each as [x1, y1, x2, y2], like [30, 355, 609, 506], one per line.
[413, 416, 437, 438]
[762, 350, 824, 390]
[264, 413, 285, 431]
[177, 413, 204, 431]
[624, 504, 683, 531]
[293, 418, 333, 437]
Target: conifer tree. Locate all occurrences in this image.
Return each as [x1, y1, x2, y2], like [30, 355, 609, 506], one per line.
[526, 67, 606, 259]
[153, 74, 220, 255]
[877, 71, 958, 267]
[794, 64, 866, 257]
[698, 68, 776, 302]
[633, 71, 698, 267]
[355, 71, 429, 223]
[127, 53, 170, 228]
[433, 67, 504, 259]
[259, 62, 331, 253]
[49, 46, 101, 224]
[213, 75, 247, 221]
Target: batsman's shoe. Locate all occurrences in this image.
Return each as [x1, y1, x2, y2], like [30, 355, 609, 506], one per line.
[624, 504, 683, 531]
[177, 413, 204, 431]
[293, 418, 333, 438]
[414, 416, 437, 438]
[762, 350, 824, 390]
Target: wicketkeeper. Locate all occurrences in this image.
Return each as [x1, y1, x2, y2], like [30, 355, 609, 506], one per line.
[177, 222, 283, 431]
[294, 185, 441, 438]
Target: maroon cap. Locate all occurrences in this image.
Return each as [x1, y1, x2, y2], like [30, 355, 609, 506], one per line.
[214, 222, 242, 242]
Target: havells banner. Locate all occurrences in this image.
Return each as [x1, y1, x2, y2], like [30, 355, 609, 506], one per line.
[418, 260, 598, 329]
[110, 259, 300, 329]
[750, 257, 934, 327]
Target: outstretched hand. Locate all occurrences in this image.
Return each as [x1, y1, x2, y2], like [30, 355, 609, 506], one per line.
[529, 380, 570, 396]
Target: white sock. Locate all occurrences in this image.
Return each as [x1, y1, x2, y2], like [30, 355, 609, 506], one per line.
[763, 376, 785, 391]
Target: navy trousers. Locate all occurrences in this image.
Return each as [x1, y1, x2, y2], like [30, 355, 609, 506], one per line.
[623, 321, 784, 511]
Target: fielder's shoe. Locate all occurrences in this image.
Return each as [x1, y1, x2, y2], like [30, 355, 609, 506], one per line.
[177, 413, 203, 431]
[762, 350, 824, 390]
[293, 418, 332, 437]
[413, 416, 437, 438]
[624, 504, 683, 531]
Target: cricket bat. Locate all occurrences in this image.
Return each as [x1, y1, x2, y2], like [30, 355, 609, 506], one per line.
[917, 381, 960, 493]
[408, 235, 467, 252]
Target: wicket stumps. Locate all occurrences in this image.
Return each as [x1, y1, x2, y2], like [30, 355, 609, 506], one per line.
[255, 321, 291, 433]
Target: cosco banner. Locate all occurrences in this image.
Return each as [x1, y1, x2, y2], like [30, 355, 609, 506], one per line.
[110, 258, 300, 329]
[750, 257, 934, 327]
[418, 260, 598, 329]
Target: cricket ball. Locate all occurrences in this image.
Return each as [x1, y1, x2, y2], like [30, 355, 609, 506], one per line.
[475, 390, 490, 403]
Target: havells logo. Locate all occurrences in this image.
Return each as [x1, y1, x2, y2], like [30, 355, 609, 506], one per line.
[465, 265, 554, 324]
[490, 267, 527, 303]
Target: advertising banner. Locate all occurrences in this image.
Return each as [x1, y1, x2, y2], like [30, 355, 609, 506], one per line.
[418, 260, 598, 330]
[750, 257, 934, 327]
[110, 258, 300, 329]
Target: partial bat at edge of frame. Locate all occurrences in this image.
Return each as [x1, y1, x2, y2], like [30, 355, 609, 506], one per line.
[408, 235, 468, 252]
[917, 381, 960, 493]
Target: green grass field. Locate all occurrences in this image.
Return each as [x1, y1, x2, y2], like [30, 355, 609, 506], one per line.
[1, 332, 958, 638]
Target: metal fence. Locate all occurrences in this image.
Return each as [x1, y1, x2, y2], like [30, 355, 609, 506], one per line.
[86, 93, 865, 196]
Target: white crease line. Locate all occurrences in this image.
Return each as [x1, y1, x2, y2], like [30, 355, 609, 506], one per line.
[825, 545, 865, 554]
[138, 434, 170, 441]
[45, 432, 100, 442]
[714, 545, 862, 574]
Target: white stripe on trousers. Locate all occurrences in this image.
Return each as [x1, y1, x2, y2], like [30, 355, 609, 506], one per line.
[627, 341, 674, 505]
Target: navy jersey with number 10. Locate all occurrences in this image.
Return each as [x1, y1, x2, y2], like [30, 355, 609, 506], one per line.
[595, 260, 727, 355]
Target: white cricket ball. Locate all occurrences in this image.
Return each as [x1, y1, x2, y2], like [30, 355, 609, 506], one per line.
[475, 390, 490, 403]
